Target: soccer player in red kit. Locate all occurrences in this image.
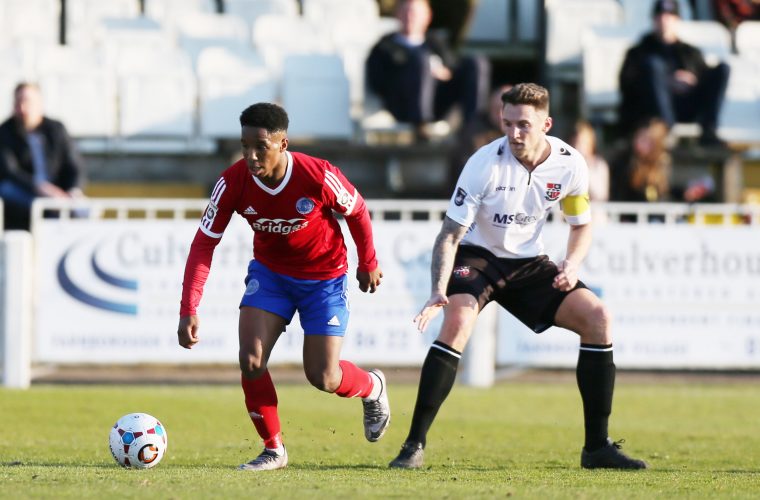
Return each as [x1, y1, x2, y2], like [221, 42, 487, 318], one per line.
[177, 102, 389, 471]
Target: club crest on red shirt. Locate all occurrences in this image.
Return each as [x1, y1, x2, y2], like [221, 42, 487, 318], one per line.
[545, 183, 561, 201]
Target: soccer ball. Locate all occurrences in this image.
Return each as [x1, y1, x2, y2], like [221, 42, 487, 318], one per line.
[109, 413, 168, 469]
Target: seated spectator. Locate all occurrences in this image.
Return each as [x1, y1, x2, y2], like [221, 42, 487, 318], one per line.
[610, 118, 673, 202]
[567, 120, 610, 203]
[618, 0, 730, 147]
[447, 84, 511, 189]
[365, 0, 490, 139]
[713, 0, 760, 33]
[0, 82, 86, 230]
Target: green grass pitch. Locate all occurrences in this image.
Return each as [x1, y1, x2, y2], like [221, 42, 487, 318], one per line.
[2, 375, 760, 499]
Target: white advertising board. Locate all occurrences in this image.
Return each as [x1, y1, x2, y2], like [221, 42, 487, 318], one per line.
[33, 217, 760, 368]
[34, 218, 441, 365]
[498, 224, 760, 369]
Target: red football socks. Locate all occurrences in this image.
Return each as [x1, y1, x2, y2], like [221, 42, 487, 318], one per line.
[241, 371, 282, 449]
[334, 360, 374, 399]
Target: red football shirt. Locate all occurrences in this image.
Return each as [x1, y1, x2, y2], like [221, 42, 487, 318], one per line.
[180, 151, 378, 316]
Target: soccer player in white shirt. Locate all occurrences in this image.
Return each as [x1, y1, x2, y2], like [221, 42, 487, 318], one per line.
[389, 83, 647, 470]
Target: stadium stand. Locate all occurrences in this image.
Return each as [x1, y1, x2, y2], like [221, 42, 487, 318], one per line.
[0, 0, 757, 200]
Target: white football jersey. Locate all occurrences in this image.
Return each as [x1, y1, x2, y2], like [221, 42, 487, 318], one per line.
[447, 135, 591, 258]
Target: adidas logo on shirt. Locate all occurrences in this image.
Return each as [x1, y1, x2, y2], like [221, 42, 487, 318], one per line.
[243, 206, 257, 215]
[327, 315, 341, 326]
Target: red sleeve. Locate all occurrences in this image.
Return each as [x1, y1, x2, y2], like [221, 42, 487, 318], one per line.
[345, 195, 378, 273]
[321, 162, 378, 272]
[179, 230, 221, 316]
[179, 175, 236, 316]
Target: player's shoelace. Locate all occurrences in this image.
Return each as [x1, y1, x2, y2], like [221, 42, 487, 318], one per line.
[363, 397, 385, 424]
[247, 449, 280, 466]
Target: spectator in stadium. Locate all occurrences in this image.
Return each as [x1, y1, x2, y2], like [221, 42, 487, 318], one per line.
[567, 120, 610, 203]
[0, 82, 86, 230]
[388, 83, 648, 471]
[365, 0, 490, 140]
[176, 102, 389, 472]
[447, 84, 512, 190]
[610, 118, 673, 202]
[618, 0, 730, 147]
[713, 0, 760, 33]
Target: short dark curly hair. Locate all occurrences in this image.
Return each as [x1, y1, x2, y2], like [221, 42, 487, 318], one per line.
[239, 102, 289, 132]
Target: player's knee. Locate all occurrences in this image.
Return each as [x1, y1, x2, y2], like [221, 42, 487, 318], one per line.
[586, 302, 612, 342]
[304, 367, 340, 393]
[239, 351, 266, 378]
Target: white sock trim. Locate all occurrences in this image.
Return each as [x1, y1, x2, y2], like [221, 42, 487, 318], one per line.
[365, 371, 382, 401]
[431, 343, 462, 358]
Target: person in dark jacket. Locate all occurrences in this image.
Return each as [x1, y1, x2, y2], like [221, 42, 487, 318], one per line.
[0, 82, 86, 230]
[618, 0, 730, 146]
[365, 0, 489, 136]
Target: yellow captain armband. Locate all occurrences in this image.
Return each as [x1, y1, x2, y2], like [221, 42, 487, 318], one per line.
[560, 194, 591, 225]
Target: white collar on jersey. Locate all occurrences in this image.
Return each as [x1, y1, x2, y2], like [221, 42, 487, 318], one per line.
[253, 151, 293, 195]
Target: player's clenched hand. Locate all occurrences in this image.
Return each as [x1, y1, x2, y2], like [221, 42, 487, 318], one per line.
[177, 315, 200, 349]
[553, 259, 579, 292]
[357, 266, 383, 293]
[413, 293, 449, 333]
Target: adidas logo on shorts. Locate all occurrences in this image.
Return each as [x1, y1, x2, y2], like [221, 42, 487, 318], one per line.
[327, 315, 341, 326]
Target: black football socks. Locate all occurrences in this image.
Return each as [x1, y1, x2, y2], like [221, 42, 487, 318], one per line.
[405, 340, 462, 447]
[576, 343, 615, 451]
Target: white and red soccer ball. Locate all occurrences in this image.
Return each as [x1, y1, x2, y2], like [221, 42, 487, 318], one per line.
[109, 413, 168, 469]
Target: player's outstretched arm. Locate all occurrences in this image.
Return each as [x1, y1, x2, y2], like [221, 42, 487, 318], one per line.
[413, 217, 468, 332]
[177, 315, 200, 349]
[357, 265, 383, 293]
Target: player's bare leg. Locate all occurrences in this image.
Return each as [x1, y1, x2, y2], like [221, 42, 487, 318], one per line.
[390, 294, 479, 469]
[556, 289, 647, 470]
[303, 335, 390, 442]
[238, 307, 289, 471]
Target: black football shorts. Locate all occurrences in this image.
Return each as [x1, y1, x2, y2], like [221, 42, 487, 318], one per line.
[446, 244, 588, 333]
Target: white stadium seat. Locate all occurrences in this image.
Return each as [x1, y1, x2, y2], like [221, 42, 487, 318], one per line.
[144, 0, 217, 28]
[35, 45, 117, 137]
[281, 54, 353, 141]
[301, 0, 379, 25]
[66, 0, 141, 47]
[252, 14, 333, 76]
[545, 0, 624, 73]
[581, 26, 641, 122]
[718, 56, 760, 144]
[225, 0, 299, 30]
[176, 12, 251, 68]
[116, 48, 196, 137]
[0, 0, 60, 47]
[735, 21, 760, 65]
[197, 46, 277, 138]
[676, 20, 732, 66]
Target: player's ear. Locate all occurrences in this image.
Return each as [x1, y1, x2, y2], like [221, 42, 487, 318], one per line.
[543, 116, 553, 133]
[280, 134, 288, 152]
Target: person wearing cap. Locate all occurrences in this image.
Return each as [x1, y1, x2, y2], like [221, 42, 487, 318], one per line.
[618, 0, 730, 147]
